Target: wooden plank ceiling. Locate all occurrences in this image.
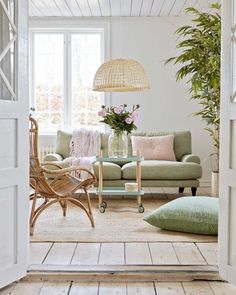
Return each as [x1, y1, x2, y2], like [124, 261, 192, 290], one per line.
[29, 0, 219, 17]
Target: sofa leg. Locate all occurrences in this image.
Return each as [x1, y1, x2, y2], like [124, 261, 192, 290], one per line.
[191, 187, 197, 196]
[179, 187, 185, 194]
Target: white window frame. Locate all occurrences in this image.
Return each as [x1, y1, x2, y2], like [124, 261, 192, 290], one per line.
[29, 19, 110, 135]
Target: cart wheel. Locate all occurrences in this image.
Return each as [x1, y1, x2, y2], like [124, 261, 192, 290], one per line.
[99, 205, 106, 213]
[138, 204, 145, 213]
[101, 201, 107, 209]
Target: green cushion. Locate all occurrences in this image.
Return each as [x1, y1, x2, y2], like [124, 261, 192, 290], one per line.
[93, 162, 122, 180]
[122, 160, 202, 180]
[144, 197, 218, 235]
[55, 130, 72, 159]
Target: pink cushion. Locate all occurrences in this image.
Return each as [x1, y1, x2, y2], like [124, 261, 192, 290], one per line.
[131, 135, 176, 161]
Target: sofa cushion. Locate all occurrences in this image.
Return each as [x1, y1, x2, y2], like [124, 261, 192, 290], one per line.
[93, 162, 121, 180]
[144, 197, 218, 235]
[55, 130, 72, 159]
[122, 160, 202, 180]
[131, 131, 191, 161]
[131, 135, 176, 161]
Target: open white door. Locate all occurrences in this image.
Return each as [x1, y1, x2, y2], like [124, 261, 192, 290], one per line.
[219, 0, 236, 285]
[0, 0, 29, 288]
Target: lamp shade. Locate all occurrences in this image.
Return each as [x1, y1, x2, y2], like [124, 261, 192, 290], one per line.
[93, 58, 150, 92]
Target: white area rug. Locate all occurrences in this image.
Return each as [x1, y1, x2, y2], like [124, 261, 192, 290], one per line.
[31, 197, 217, 243]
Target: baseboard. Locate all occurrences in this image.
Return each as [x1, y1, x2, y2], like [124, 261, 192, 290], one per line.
[200, 180, 211, 187]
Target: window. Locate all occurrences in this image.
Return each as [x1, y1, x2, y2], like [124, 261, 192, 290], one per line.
[30, 29, 104, 133]
[71, 34, 102, 127]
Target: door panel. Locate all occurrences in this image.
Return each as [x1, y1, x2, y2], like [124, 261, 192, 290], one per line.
[220, 0, 236, 285]
[0, 0, 29, 288]
[0, 186, 17, 268]
[228, 188, 236, 267]
[0, 119, 17, 169]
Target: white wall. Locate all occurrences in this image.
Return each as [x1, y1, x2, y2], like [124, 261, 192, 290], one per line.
[31, 16, 214, 185]
[109, 17, 214, 185]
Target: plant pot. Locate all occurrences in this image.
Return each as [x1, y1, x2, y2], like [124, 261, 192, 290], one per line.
[108, 130, 128, 158]
[211, 171, 219, 197]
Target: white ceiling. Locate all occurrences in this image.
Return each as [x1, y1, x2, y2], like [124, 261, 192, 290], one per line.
[29, 0, 218, 18]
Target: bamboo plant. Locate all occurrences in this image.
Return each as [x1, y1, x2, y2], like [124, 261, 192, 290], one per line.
[166, 3, 221, 171]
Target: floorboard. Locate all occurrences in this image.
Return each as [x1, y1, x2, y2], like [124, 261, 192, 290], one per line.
[43, 243, 76, 265]
[99, 243, 125, 265]
[125, 242, 152, 264]
[99, 282, 126, 295]
[30, 242, 52, 264]
[173, 242, 207, 265]
[127, 282, 156, 295]
[196, 243, 218, 265]
[209, 281, 236, 295]
[38, 282, 71, 295]
[9, 281, 43, 295]
[0, 283, 17, 295]
[149, 242, 180, 265]
[71, 243, 100, 265]
[69, 282, 99, 295]
[154, 282, 185, 294]
[182, 281, 214, 295]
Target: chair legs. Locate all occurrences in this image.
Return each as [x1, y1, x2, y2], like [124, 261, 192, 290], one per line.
[68, 196, 95, 228]
[30, 186, 39, 235]
[84, 188, 93, 215]
[30, 198, 59, 235]
[59, 200, 68, 217]
[84, 187, 95, 226]
[30, 190, 95, 235]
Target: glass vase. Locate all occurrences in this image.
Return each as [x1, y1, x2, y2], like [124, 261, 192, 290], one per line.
[108, 130, 128, 158]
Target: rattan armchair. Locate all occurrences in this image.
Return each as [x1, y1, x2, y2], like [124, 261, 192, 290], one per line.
[29, 116, 96, 235]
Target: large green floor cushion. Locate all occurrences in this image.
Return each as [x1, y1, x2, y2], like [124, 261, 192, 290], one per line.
[144, 197, 218, 235]
[122, 160, 202, 180]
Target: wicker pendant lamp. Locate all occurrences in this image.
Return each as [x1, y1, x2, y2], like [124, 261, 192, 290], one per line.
[93, 58, 150, 92]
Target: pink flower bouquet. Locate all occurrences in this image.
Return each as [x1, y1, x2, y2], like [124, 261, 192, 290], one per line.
[98, 104, 140, 134]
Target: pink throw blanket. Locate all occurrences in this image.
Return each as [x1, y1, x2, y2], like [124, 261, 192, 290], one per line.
[65, 128, 100, 180]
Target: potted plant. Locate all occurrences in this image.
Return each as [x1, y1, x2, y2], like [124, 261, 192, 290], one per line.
[165, 3, 221, 196]
[98, 104, 140, 157]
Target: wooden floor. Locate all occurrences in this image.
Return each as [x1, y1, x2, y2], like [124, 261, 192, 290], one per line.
[2, 280, 236, 295]
[30, 241, 218, 266]
[16, 187, 225, 295]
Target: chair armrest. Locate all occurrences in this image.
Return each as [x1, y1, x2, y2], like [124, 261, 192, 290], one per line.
[43, 153, 63, 162]
[41, 162, 63, 169]
[43, 166, 97, 181]
[181, 154, 201, 164]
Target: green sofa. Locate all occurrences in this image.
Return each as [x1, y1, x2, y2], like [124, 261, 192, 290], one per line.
[44, 131, 202, 195]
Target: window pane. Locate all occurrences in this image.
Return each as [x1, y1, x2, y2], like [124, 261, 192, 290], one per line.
[0, 0, 16, 101]
[33, 34, 64, 131]
[71, 33, 102, 128]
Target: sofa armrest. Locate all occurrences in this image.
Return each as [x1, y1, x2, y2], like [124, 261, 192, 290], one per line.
[181, 154, 201, 164]
[43, 153, 63, 162]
